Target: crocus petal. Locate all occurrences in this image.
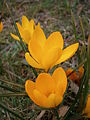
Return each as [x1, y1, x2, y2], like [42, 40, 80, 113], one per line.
[10, 33, 20, 41]
[0, 21, 3, 32]
[29, 26, 46, 62]
[52, 67, 67, 96]
[22, 16, 30, 28]
[33, 89, 48, 107]
[55, 43, 79, 65]
[66, 68, 78, 81]
[16, 22, 23, 37]
[25, 52, 42, 69]
[79, 66, 84, 80]
[47, 93, 63, 108]
[36, 73, 55, 96]
[29, 19, 35, 36]
[46, 32, 64, 49]
[25, 80, 36, 103]
[42, 47, 62, 71]
[22, 29, 31, 44]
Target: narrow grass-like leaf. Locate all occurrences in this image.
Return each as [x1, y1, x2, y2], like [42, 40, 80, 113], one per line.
[82, 35, 90, 106]
[0, 84, 20, 92]
[79, 16, 86, 61]
[0, 92, 27, 97]
[0, 79, 24, 88]
[0, 101, 25, 120]
[71, 10, 80, 62]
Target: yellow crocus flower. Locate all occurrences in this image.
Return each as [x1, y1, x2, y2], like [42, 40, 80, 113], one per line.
[25, 67, 67, 108]
[82, 94, 90, 118]
[25, 25, 79, 71]
[10, 16, 36, 44]
[0, 21, 3, 32]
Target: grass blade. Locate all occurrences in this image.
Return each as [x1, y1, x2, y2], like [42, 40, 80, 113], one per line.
[79, 16, 86, 61]
[0, 84, 20, 92]
[0, 79, 24, 88]
[0, 101, 25, 120]
[82, 35, 90, 106]
[0, 92, 27, 97]
[71, 10, 80, 62]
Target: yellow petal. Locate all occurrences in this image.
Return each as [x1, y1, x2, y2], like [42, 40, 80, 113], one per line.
[33, 89, 48, 107]
[47, 93, 63, 108]
[29, 26, 46, 62]
[52, 67, 67, 96]
[36, 73, 55, 96]
[25, 52, 42, 69]
[0, 21, 3, 32]
[22, 29, 31, 44]
[10, 33, 20, 41]
[29, 19, 35, 36]
[46, 32, 64, 49]
[42, 47, 62, 71]
[55, 43, 79, 65]
[16, 22, 23, 37]
[22, 16, 35, 43]
[25, 80, 36, 103]
[22, 16, 30, 28]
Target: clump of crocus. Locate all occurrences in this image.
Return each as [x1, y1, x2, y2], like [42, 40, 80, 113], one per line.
[0, 21, 3, 32]
[10, 16, 39, 44]
[82, 94, 90, 118]
[25, 25, 79, 71]
[66, 66, 84, 85]
[25, 67, 67, 108]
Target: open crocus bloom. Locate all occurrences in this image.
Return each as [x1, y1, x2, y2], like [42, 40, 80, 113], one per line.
[25, 25, 79, 71]
[66, 66, 84, 85]
[10, 16, 37, 44]
[25, 67, 67, 108]
[82, 94, 90, 118]
[0, 21, 3, 32]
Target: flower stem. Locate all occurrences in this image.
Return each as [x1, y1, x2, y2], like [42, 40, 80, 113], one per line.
[54, 108, 60, 120]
